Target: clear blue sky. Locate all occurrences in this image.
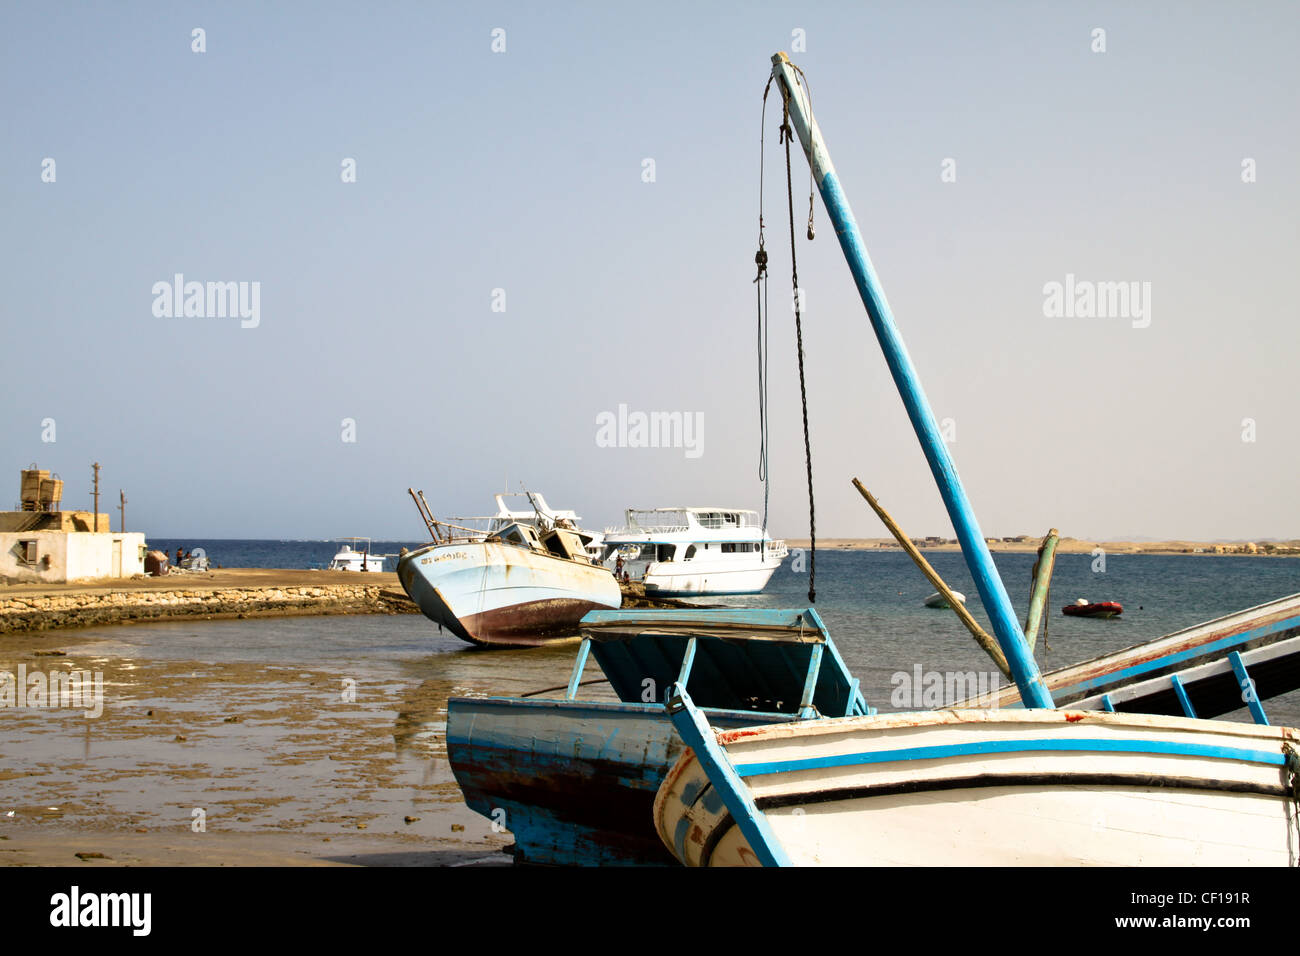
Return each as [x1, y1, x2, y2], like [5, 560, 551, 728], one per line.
[3, 2, 1297, 542]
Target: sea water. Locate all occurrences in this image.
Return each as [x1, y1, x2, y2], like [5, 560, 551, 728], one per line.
[119, 543, 1300, 723]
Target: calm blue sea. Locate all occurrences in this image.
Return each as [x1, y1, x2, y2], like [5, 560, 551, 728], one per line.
[137, 540, 1300, 722]
[148, 539, 424, 572]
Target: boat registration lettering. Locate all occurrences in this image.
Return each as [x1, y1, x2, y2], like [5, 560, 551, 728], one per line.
[433, 551, 469, 563]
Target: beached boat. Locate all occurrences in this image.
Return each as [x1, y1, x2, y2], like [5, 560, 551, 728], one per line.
[923, 590, 964, 609]
[1063, 599, 1123, 619]
[397, 520, 620, 647]
[644, 51, 1300, 868]
[602, 507, 787, 595]
[655, 693, 1299, 866]
[446, 607, 869, 864]
[962, 592, 1300, 719]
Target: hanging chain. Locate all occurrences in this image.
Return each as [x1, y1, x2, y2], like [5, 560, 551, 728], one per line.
[756, 80, 772, 552]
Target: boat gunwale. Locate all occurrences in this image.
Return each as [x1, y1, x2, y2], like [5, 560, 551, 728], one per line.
[709, 707, 1298, 747]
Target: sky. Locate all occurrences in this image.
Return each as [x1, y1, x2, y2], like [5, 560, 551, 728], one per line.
[3, 2, 1298, 542]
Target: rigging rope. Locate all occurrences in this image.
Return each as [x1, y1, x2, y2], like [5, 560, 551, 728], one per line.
[781, 87, 816, 603]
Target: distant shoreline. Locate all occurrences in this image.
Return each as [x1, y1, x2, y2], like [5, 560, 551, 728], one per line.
[782, 538, 1300, 557]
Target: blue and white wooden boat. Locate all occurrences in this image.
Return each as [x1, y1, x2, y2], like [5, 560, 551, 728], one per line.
[960, 592, 1300, 720]
[656, 690, 1299, 866]
[647, 52, 1300, 868]
[397, 520, 620, 647]
[445, 607, 870, 865]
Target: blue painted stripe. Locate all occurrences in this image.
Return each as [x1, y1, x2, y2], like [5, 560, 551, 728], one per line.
[667, 683, 791, 866]
[1101, 694, 1115, 713]
[733, 736, 1287, 778]
[672, 814, 692, 864]
[1170, 673, 1197, 719]
[1052, 616, 1300, 701]
[566, 638, 591, 700]
[1228, 651, 1270, 726]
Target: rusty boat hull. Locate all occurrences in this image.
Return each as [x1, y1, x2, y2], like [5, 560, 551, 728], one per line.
[447, 696, 794, 865]
[397, 541, 621, 648]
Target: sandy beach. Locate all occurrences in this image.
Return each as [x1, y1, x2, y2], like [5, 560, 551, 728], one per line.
[0, 616, 524, 866]
[0, 573, 687, 868]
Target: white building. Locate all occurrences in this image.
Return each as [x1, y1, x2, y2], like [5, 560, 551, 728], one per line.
[0, 527, 146, 584]
[1, 466, 146, 583]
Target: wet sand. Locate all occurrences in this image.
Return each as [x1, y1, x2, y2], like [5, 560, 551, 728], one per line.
[0, 616, 557, 866]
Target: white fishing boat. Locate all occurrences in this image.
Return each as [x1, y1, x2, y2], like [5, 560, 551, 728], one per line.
[397, 512, 621, 648]
[655, 699, 1300, 866]
[326, 538, 385, 572]
[602, 507, 787, 595]
[923, 590, 964, 609]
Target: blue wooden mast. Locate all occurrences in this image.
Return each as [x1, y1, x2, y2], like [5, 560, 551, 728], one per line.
[771, 52, 1054, 709]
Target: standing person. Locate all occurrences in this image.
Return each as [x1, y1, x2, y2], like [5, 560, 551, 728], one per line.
[614, 555, 624, 579]
[175, 547, 184, 568]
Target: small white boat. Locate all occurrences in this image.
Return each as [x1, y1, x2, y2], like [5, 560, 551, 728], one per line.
[655, 699, 1300, 866]
[923, 590, 964, 609]
[602, 507, 787, 595]
[327, 539, 385, 572]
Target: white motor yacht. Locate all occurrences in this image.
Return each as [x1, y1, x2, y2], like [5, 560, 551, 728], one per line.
[602, 508, 787, 595]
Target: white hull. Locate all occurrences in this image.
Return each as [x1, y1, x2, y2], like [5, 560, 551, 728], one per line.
[923, 590, 963, 608]
[644, 559, 781, 596]
[654, 708, 1300, 866]
[398, 539, 621, 647]
[604, 506, 786, 595]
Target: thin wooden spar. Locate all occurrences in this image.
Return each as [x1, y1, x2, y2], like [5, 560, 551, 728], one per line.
[771, 52, 1053, 709]
[1023, 529, 1060, 651]
[851, 479, 1010, 679]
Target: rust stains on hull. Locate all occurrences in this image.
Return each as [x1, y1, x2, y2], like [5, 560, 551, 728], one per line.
[460, 598, 610, 648]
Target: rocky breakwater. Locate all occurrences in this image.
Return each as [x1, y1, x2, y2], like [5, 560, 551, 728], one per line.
[0, 572, 416, 634]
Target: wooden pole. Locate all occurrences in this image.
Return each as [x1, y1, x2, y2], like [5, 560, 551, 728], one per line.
[407, 487, 439, 541]
[1023, 529, 1060, 652]
[851, 478, 1010, 678]
[92, 462, 100, 532]
[119, 490, 126, 534]
[417, 491, 447, 541]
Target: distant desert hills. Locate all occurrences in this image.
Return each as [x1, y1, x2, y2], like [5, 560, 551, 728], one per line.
[784, 536, 1300, 556]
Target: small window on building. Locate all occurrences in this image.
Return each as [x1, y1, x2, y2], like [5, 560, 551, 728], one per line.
[14, 540, 38, 565]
